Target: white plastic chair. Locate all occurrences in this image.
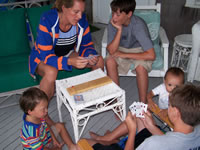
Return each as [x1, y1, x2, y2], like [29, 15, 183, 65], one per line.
[187, 20, 200, 82]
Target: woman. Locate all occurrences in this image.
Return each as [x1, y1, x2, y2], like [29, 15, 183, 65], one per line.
[29, 0, 104, 101]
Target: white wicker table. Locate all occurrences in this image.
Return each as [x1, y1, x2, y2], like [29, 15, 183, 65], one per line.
[56, 69, 126, 142]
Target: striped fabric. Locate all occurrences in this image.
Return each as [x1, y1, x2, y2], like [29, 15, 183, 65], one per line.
[54, 25, 77, 57]
[20, 114, 52, 150]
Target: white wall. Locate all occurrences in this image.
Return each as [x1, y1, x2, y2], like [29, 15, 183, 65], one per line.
[92, 0, 156, 24]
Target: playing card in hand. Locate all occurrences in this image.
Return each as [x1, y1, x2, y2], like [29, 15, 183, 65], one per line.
[129, 102, 148, 118]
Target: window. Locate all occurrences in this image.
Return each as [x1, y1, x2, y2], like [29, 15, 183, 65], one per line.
[185, 0, 200, 8]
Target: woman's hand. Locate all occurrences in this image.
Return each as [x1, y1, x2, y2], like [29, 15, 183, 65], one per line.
[87, 55, 99, 66]
[68, 57, 88, 68]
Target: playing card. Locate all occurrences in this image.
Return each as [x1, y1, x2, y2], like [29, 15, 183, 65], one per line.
[74, 95, 84, 103]
[129, 102, 137, 115]
[84, 55, 99, 60]
[129, 102, 148, 118]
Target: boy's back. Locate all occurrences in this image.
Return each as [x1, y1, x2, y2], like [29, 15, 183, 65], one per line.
[137, 125, 200, 150]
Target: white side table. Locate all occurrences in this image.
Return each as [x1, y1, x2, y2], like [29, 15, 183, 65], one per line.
[56, 69, 126, 142]
[171, 34, 192, 72]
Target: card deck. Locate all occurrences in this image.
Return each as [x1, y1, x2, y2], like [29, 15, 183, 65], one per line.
[84, 55, 99, 60]
[74, 95, 84, 103]
[129, 102, 148, 118]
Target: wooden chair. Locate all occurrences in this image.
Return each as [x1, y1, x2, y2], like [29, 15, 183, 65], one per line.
[149, 104, 174, 130]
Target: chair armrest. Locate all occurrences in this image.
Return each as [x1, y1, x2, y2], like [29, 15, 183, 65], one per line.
[159, 26, 169, 48]
[101, 28, 108, 58]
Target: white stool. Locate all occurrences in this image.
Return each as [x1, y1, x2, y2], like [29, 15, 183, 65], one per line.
[171, 34, 192, 72]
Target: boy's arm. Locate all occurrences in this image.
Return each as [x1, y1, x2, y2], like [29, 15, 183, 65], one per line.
[112, 48, 155, 61]
[107, 19, 122, 55]
[147, 91, 154, 102]
[142, 111, 164, 135]
[124, 112, 137, 150]
[158, 109, 168, 118]
[147, 91, 158, 111]
[47, 124, 63, 149]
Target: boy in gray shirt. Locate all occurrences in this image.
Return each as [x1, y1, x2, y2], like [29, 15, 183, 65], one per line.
[87, 84, 200, 150]
[106, 0, 155, 103]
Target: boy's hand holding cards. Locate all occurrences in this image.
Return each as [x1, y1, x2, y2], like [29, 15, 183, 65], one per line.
[129, 102, 148, 118]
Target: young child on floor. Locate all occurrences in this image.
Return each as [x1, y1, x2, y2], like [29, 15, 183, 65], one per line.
[19, 87, 78, 150]
[147, 67, 184, 118]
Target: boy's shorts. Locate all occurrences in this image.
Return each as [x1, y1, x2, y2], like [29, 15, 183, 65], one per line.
[107, 47, 153, 75]
[92, 143, 123, 150]
[92, 128, 152, 150]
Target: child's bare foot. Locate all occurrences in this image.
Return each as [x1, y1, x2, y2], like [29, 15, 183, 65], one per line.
[69, 144, 78, 150]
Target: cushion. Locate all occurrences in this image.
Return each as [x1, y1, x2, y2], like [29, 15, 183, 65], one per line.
[26, 5, 52, 41]
[0, 59, 91, 93]
[152, 44, 163, 69]
[0, 58, 38, 93]
[0, 8, 30, 56]
[0, 54, 29, 65]
[134, 10, 160, 45]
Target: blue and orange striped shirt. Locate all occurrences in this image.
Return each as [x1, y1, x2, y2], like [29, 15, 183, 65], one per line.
[29, 9, 97, 76]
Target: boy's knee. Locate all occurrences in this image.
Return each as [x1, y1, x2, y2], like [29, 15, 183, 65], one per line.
[96, 56, 104, 68]
[135, 65, 148, 75]
[106, 56, 117, 66]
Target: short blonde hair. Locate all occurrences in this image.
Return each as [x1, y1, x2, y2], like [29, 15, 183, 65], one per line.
[53, 0, 85, 12]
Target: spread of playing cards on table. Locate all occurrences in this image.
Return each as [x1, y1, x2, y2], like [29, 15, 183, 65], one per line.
[129, 102, 148, 118]
[74, 95, 84, 103]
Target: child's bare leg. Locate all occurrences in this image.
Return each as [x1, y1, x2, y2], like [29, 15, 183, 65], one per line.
[55, 123, 76, 150]
[90, 121, 128, 142]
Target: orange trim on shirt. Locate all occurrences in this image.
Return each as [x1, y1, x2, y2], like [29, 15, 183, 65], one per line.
[44, 54, 56, 64]
[39, 24, 48, 33]
[57, 57, 63, 70]
[55, 33, 59, 38]
[38, 44, 53, 51]
[34, 42, 40, 54]
[82, 42, 94, 47]
[49, 33, 59, 38]
[34, 57, 41, 64]
[80, 47, 94, 57]
[83, 27, 90, 36]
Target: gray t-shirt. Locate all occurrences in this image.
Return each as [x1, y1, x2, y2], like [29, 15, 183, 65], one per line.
[107, 15, 153, 51]
[136, 125, 200, 150]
